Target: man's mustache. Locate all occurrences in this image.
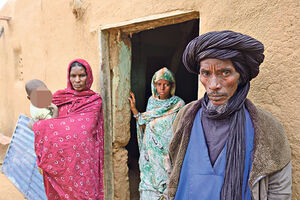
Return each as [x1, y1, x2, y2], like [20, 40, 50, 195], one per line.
[207, 92, 228, 96]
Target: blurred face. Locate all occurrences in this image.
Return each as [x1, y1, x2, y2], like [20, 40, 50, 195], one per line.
[28, 86, 52, 108]
[200, 58, 240, 105]
[69, 66, 87, 91]
[155, 79, 172, 100]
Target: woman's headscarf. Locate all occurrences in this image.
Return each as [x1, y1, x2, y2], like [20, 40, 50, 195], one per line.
[67, 58, 93, 90]
[182, 31, 265, 200]
[53, 58, 96, 107]
[151, 67, 176, 98]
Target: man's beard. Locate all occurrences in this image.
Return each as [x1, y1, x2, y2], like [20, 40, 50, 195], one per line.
[207, 100, 228, 114]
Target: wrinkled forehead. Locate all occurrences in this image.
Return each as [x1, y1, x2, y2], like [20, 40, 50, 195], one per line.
[69, 65, 87, 74]
[199, 58, 235, 69]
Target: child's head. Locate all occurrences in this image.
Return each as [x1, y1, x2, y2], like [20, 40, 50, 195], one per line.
[25, 79, 52, 108]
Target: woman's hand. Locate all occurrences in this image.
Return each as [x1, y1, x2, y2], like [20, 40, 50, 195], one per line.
[128, 92, 139, 116]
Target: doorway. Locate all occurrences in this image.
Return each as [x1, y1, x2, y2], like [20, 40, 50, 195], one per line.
[126, 19, 199, 199]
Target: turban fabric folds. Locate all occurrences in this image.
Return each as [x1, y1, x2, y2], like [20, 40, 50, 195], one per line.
[182, 30, 265, 84]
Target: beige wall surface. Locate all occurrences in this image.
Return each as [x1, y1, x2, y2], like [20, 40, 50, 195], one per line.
[0, 0, 299, 199]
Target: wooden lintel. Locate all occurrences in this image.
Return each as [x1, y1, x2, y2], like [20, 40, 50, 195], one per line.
[0, 16, 12, 21]
[100, 10, 199, 34]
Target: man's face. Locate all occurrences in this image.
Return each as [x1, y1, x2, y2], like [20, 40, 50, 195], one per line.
[199, 58, 240, 105]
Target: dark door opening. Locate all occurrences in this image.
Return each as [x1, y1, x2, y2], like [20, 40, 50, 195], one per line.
[126, 19, 199, 199]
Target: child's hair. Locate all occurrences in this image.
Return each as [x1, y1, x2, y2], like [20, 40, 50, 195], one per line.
[25, 79, 48, 96]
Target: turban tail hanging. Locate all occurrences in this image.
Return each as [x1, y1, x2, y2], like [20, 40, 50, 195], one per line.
[182, 31, 265, 200]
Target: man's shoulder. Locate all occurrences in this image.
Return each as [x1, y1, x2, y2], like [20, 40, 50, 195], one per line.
[245, 100, 291, 183]
[256, 107, 282, 126]
[246, 99, 290, 158]
[177, 100, 201, 114]
[245, 99, 284, 130]
[173, 99, 202, 131]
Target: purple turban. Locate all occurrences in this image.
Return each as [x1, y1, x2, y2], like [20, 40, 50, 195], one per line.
[182, 30, 265, 84]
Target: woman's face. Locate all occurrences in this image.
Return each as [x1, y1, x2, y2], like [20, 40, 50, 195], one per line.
[69, 66, 87, 91]
[155, 79, 172, 99]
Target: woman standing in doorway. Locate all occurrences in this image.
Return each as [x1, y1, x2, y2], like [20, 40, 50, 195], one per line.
[129, 67, 185, 200]
[33, 59, 104, 200]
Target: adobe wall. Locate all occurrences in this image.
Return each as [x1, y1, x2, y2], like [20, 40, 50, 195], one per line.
[0, 0, 299, 199]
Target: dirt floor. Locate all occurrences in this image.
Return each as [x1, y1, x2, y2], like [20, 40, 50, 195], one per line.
[0, 166, 26, 200]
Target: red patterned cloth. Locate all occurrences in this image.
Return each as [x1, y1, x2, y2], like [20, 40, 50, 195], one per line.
[33, 59, 104, 200]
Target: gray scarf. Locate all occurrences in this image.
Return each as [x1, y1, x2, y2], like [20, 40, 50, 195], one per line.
[202, 82, 249, 200]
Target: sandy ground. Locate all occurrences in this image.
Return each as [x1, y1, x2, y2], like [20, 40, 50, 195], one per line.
[0, 167, 26, 200]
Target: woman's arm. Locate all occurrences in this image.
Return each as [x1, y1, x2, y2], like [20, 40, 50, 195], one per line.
[128, 92, 139, 117]
[128, 92, 145, 130]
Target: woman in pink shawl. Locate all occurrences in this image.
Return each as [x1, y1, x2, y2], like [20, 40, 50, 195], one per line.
[33, 59, 104, 200]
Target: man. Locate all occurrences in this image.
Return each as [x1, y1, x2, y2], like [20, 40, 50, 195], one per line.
[167, 31, 292, 200]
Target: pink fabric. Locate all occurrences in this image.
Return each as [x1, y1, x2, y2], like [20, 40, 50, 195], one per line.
[33, 59, 104, 200]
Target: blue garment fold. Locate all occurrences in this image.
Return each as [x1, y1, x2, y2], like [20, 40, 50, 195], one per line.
[175, 108, 254, 200]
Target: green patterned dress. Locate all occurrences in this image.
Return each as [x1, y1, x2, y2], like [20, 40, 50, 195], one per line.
[137, 68, 185, 200]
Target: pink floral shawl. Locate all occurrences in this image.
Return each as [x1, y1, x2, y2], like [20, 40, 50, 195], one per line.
[33, 59, 104, 200]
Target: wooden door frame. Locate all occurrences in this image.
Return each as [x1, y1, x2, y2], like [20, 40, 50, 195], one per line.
[98, 10, 199, 200]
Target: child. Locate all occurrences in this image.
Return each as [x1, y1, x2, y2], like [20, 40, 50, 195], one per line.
[25, 79, 58, 130]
